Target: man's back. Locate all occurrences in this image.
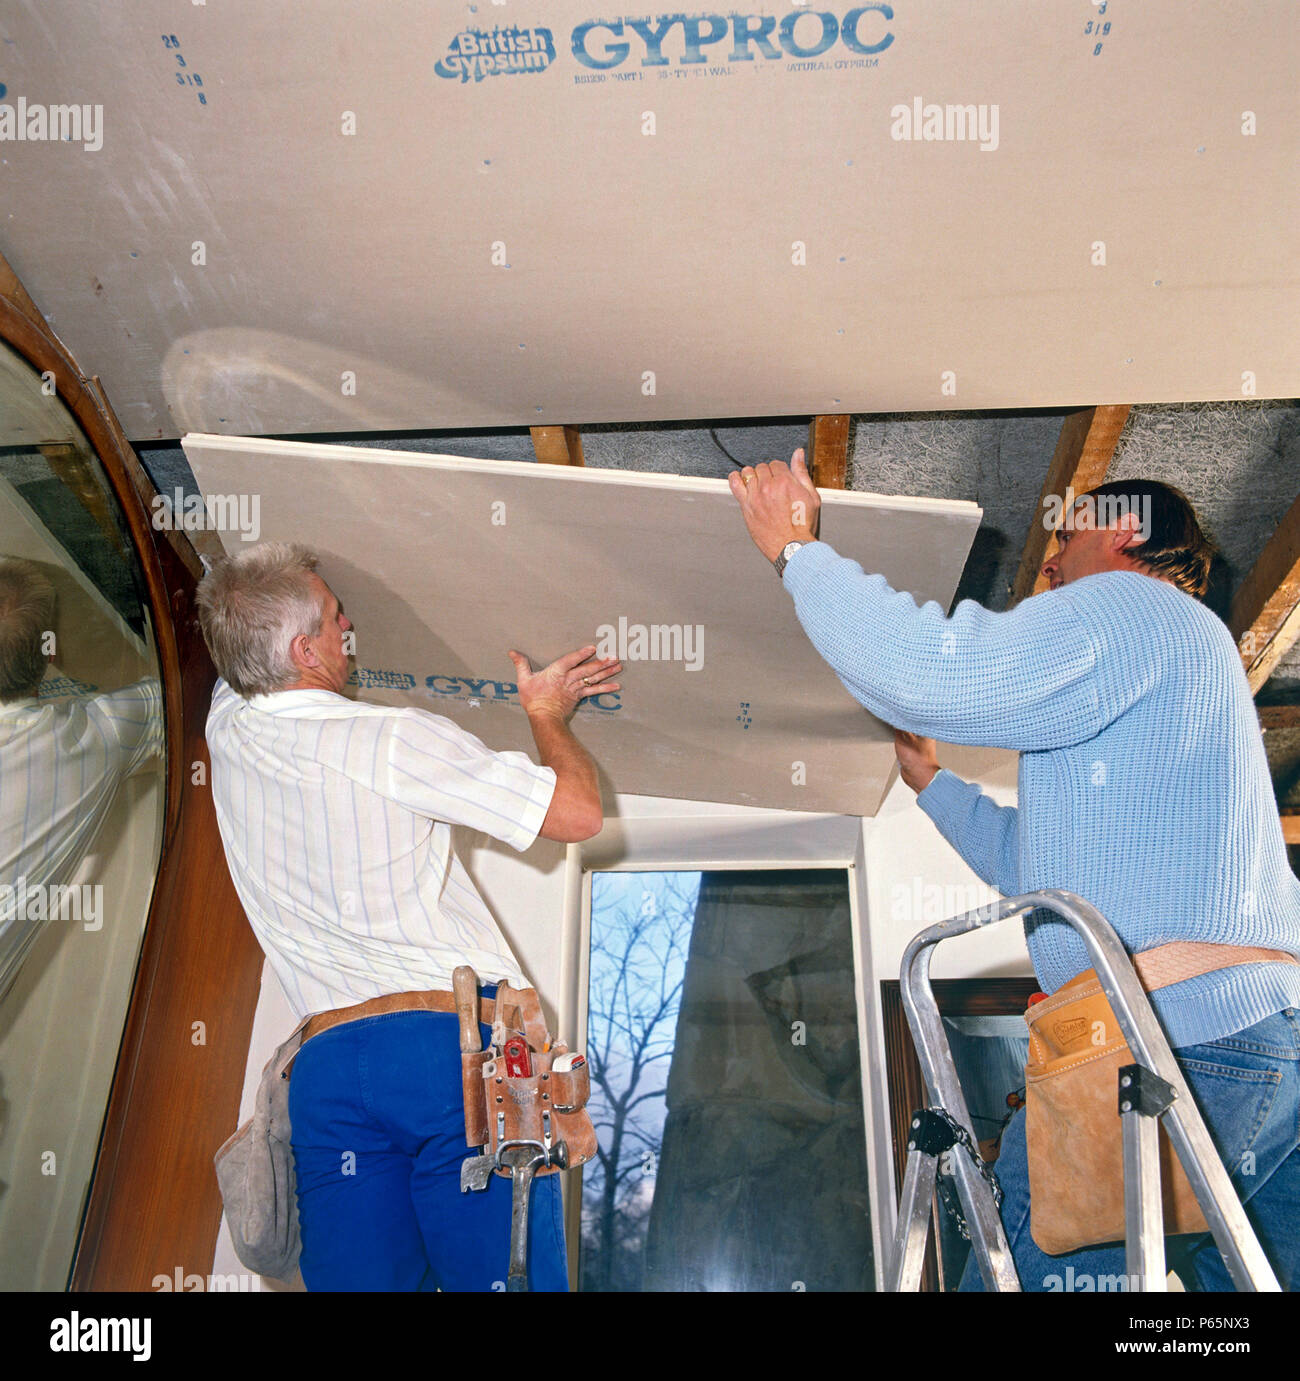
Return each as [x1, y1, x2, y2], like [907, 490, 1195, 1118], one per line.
[781, 542, 1300, 1048]
[1008, 573, 1300, 1022]
[206, 679, 555, 1017]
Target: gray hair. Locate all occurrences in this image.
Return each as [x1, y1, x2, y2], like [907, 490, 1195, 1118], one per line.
[195, 543, 324, 696]
[0, 558, 56, 701]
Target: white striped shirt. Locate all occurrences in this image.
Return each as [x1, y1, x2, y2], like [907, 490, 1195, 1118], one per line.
[205, 679, 556, 1019]
[0, 678, 164, 987]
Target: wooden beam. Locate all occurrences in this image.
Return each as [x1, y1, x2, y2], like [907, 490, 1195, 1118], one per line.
[87, 375, 207, 581]
[39, 441, 133, 566]
[1229, 492, 1300, 693]
[530, 425, 584, 466]
[1010, 405, 1131, 605]
[1259, 704, 1300, 730]
[1282, 813, 1300, 846]
[807, 414, 850, 490]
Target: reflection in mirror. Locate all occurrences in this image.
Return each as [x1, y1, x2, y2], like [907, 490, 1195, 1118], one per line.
[0, 337, 165, 1289]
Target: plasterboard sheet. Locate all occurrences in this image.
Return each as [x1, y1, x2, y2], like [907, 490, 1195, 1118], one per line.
[184, 435, 981, 815]
[3, 2, 1298, 439]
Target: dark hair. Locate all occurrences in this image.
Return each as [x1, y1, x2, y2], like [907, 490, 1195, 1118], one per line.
[1079, 479, 1215, 598]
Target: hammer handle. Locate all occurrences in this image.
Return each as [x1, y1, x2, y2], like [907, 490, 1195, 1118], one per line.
[452, 965, 480, 1053]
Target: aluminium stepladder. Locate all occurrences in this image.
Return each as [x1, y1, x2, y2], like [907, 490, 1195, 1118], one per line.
[887, 889, 1281, 1292]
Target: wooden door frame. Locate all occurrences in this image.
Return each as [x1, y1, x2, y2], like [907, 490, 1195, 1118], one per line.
[880, 976, 1037, 1291]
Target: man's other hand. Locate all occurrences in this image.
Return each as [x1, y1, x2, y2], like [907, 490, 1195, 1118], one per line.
[894, 729, 941, 794]
[727, 447, 822, 562]
[508, 645, 622, 722]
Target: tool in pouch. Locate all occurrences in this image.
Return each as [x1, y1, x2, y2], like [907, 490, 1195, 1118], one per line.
[454, 964, 597, 1291]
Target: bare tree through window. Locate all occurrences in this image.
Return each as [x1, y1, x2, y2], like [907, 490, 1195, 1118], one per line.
[579, 871, 700, 1292]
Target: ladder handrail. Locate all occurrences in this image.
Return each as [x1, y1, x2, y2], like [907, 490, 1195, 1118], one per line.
[897, 889, 1280, 1292]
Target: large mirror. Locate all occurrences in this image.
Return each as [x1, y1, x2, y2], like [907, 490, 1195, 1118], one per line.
[0, 335, 165, 1290]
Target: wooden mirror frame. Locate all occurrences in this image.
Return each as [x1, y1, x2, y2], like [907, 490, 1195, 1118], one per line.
[0, 263, 264, 1290]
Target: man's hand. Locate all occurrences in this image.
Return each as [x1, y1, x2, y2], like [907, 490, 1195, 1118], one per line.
[727, 447, 822, 563]
[508, 645, 622, 722]
[894, 729, 941, 794]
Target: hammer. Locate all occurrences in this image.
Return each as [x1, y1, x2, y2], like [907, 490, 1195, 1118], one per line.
[497, 1138, 569, 1292]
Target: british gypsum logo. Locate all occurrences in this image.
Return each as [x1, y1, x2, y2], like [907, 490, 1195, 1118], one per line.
[395, 671, 622, 713]
[435, 27, 557, 83]
[434, 8, 896, 82]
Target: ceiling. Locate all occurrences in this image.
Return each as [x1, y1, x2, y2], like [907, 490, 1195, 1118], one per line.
[1, 1, 1298, 437]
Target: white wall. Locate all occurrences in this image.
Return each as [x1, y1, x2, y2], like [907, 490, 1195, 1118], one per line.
[865, 748, 1030, 986]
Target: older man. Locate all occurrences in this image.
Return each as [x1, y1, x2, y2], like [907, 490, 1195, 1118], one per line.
[197, 542, 619, 1291]
[731, 453, 1300, 1291]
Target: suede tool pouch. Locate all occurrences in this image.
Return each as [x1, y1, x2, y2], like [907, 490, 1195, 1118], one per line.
[213, 1013, 311, 1279]
[469, 1027, 602, 1176]
[1024, 972, 1207, 1255]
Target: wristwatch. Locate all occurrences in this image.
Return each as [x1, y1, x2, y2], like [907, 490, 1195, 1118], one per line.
[775, 540, 810, 579]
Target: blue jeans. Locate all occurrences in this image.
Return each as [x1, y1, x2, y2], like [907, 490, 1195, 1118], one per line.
[288, 1006, 569, 1291]
[960, 1007, 1300, 1292]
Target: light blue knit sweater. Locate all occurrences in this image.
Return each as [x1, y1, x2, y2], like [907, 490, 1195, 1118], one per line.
[783, 540, 1300, 1048]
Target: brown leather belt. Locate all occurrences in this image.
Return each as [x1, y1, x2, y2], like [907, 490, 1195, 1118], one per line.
[302, 988, 498, 1045]
[1132, 940, 1299, 989]
[1055, 940, 1300, 1001]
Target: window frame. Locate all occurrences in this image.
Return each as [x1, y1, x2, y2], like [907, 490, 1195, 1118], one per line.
[556, 809, 894, 1291]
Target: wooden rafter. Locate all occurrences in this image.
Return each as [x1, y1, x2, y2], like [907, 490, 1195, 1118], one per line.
[1010, 404, 1131, 605]
[1229, 492, 1300, 693]
[530, 425, 584, 466]
[39, 440, 133, 565]
[807, 414, 850, 490]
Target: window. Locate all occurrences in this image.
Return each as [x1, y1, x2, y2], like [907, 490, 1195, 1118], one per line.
[580, 867, 873, 1292]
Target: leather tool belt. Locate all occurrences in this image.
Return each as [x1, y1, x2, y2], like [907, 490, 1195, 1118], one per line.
[1025, 941, 1299, 1256]
[301, 988, 496, 1043]
[461, 979, 597, 1178]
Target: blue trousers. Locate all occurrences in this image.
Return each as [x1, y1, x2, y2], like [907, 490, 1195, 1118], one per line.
[960, 1007, 1300, 1291]
[288, 1006, 569, 1291]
